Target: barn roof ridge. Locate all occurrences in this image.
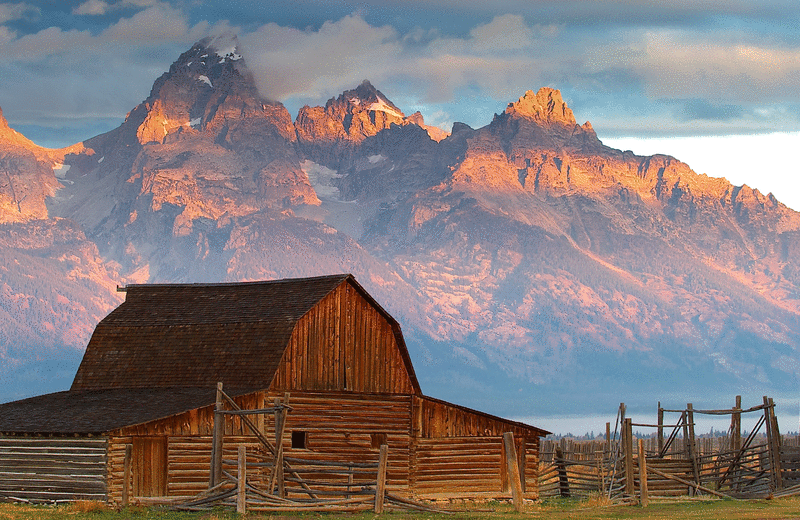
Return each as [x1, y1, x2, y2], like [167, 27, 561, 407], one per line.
[120, 273, 352, 291]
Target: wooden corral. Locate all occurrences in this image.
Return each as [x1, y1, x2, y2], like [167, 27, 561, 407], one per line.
[0, 274, 548, 505]
[539, 398, 800, 502]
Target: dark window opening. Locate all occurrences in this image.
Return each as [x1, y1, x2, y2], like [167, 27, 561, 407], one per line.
[370, 432, 387, 450]
[292, 430, 308, 449]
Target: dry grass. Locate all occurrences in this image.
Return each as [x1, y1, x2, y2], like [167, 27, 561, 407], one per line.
[65, 501, 110, 513]
[0, 496, 799, 519]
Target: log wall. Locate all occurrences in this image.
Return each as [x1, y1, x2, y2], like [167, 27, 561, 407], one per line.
[411, 396, 541, 500]
[0, 437, 107, 503]
[106, 390, 414, 504]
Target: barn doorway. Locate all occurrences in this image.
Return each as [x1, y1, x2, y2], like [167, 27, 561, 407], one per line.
[132, 436, 168, 496]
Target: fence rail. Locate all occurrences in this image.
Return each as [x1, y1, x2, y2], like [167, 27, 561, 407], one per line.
[539, 396, 800, 501]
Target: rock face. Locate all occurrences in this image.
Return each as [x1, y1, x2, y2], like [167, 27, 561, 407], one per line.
[296, 80, 447, 169]
[1, 40, 799, 417]
[0, 108, 64, 222]
[49, 37, 319, 278]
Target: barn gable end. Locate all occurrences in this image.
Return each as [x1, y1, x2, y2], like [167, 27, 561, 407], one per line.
[272, 280, 417, 394]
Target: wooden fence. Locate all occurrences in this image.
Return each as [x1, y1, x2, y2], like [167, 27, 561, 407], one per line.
[0, 437, 107, 503]
[539, 396, 800, 501]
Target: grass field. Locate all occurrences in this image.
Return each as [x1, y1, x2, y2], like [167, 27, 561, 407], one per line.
[1, 496, 800, 520]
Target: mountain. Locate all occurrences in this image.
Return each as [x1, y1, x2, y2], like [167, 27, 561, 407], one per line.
[1, 38, 799, 420]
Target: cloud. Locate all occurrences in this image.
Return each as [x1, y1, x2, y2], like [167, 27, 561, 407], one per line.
[241, 14, 402, 101]
[0, 2, 36, 24]
[73, 0, 110, 16]
[72, 0, 161, 16]
[0, 3, 214, 133]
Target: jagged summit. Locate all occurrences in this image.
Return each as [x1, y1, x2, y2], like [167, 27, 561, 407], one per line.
[331, 80, 405, 118]
[487, 87, 604, 153]
[505, 88, 577, 126]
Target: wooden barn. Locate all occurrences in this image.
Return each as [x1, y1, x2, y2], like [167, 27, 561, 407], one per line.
[0, 274, 548, 505]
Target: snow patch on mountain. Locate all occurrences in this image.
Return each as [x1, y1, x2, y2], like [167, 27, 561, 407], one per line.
[198, 75, 212, 87]
[52, 163, 70, 178]
[369, 96, 403, 118]
[302, 160, 343, 201]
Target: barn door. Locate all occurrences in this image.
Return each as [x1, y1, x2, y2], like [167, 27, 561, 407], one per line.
[132, 437, 168, 497]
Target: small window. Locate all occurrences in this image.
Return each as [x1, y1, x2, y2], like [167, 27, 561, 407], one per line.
[291, 430, 308, 449]
[370, 433, 387, 450]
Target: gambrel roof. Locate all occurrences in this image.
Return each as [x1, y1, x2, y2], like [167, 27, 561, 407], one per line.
[71, 274, 419, 393]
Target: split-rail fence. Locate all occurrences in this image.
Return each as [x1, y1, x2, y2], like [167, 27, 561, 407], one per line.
[539, 396, 800, 501]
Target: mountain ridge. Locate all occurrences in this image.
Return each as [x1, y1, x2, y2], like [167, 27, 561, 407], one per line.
[1, 38, 798, 418]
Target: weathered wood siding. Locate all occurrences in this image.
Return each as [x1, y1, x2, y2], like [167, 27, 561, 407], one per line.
[0, 437, 107, 503]
[105, 390, 413, 504]
[271, 283, 415, 394]
[282, 391, 412, 496]
[410, 396, 540, 499]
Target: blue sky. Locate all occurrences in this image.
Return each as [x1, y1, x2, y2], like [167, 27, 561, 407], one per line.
[1, 0, 799, 209]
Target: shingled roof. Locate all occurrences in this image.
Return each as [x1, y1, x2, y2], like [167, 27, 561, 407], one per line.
[70, 273, 417, 392]
[0, 387, 237, 434]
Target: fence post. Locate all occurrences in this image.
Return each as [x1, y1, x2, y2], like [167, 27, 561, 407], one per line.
[624, 418, 634, 497]
[732, 395, 742, 452]
[503, 432, 525, 511]
[210, 382, 225, 488]
[273, 396, 286, 497]
[657, 402, 664, 456]
[375, 444, 389, 513]
[638, 438, 649, 507]
[555, 445, 570, 498]
[765, 396, 783, 490]
[687, 403, 699, 493]
[237, 445, 246, 514]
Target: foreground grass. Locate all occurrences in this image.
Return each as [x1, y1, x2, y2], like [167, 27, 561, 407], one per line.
[1, 496, 800, 520]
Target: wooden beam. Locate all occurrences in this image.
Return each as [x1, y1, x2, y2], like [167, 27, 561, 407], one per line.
[657, 402, 664, 456]
[210, 382, 225, 488]
[624, 418, 634, 497]
[638, 439, 648, 507]
[555, 445, 570, 498]
[503, 432, 524, 512]
[237, 445, 246, 514]
[646, 465, 735, 500]
[375, 444, 389, 513]
[687, 403, 700, 493]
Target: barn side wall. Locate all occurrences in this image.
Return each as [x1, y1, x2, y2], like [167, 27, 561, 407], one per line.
[410, 396, 541, 500]
[0, 436, 107, 503]
[106, 390, 413, 504]
[270, 283, 415, 394]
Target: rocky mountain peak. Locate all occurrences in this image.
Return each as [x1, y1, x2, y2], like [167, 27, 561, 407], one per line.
[125, 35, 299, 147]
[332, 80, 405, 118]
[505, 88, 577, 125]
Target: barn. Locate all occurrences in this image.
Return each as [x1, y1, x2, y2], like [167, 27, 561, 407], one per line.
[0, 274, 548, 505]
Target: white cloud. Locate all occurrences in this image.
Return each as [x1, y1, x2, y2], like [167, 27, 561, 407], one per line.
[587, 29, 800, 103]
[100, 3, 189, 43]
[468, 14, 534, 52]
[73, 0, 110, 16]
[241, 14, 402, 101]
[0, 3, 219, 133]
[0, 2, 35, 24]
[73, 0, 162, 16]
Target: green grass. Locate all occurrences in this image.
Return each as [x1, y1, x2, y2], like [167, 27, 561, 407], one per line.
[2, 496, 800, 520]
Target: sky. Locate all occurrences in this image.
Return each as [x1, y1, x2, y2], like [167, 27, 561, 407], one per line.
[1, 0, 799, 210]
